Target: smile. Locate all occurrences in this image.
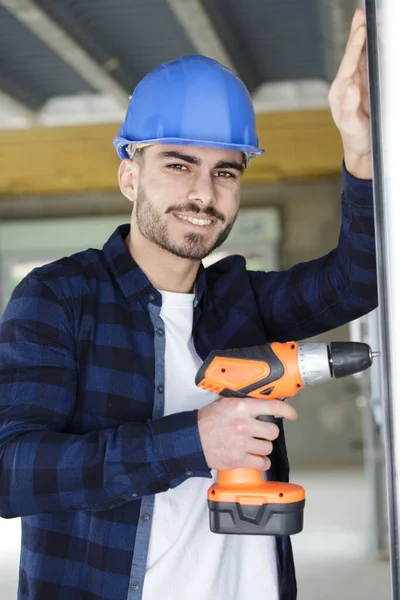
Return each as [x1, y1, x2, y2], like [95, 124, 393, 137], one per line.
[175, 214, 214, 227]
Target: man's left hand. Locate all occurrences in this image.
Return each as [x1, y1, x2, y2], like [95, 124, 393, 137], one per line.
[328, 9, 372, 179]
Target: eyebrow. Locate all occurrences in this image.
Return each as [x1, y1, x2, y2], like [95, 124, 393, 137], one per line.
[157, 150, 244, 173]
[215, 160, 245, 174]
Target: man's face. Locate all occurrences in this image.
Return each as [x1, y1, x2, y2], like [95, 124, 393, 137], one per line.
[121, 144, 244, 261]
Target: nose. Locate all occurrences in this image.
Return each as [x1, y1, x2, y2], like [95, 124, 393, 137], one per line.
[187, 170, 214, 207]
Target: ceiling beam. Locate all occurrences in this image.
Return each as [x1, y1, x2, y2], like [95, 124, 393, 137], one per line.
[0, 109, 344, 196]
[166, 0, 236, 72]
[1, 0, 129, 108]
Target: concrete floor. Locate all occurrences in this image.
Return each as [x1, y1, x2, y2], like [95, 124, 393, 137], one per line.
[0, 467, 392, 599]
[291, 467, 391, 600]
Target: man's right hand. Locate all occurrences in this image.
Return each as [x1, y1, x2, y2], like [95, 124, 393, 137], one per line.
[197, 397, 298, 471]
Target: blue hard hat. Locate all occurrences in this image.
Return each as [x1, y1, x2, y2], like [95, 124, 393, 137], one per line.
[113, 55, 264, 165]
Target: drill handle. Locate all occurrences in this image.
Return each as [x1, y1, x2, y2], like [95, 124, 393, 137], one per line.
[257, 415, 278, 424]
[255, 415, 280, 482]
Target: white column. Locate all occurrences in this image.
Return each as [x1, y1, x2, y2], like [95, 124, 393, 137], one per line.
[367, 0, 400, 596]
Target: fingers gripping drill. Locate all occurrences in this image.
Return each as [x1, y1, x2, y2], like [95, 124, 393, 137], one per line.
[195, 341, 379, 536]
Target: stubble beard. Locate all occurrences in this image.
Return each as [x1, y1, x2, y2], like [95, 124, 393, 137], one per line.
[134, 185, 238, 260]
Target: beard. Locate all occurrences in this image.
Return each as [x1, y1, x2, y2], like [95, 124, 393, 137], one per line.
[134, 184, 238, 260]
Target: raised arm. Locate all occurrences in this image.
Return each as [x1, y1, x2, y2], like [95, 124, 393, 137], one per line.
[249, 165, 376, 342]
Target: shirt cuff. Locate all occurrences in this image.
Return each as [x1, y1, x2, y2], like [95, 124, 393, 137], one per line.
[151, 410, 212, 481]
[342, 160, 373, 208]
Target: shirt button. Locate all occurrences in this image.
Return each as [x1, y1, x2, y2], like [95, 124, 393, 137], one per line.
[130, 582, 140, 591]
[185, 470, 194, 477]
[148, 293, 156, 301]
[156, 328, 164, 336]
[157, 385, 164, 393]
[141, 513, 151, 522]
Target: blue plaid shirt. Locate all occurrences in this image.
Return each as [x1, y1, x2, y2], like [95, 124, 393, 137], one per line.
[0, 165, 377, 600]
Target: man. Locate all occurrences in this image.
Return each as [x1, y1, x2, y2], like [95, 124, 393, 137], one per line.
[0, 9, 375, 600]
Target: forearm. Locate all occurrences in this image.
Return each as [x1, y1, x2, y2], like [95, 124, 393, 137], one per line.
[332, 163, 376, 297]
[0, 410, 210, 518]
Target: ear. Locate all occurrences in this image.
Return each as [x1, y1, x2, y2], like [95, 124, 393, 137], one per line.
[118, 159, 139, 203]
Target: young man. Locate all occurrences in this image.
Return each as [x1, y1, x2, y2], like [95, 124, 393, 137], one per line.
[0, 10, 375, 600]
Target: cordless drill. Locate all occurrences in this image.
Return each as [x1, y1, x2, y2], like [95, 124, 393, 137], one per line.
[195, 341, 379, 536]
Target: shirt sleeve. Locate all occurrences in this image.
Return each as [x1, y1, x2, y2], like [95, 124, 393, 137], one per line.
[0, 275, 211, 519]
[248, 163, 378, 341]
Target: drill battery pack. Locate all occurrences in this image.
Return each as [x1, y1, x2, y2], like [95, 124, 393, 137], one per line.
[208, 497, 305, 536]
[207, 475, 306, 536]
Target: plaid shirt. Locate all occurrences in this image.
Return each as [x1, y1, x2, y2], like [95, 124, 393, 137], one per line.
[0, 165, 377, 600]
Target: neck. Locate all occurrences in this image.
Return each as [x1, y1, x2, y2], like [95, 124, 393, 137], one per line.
[125, 230, 200, 294]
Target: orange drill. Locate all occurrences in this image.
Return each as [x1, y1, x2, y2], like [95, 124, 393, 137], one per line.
[195, 341, 379, 536]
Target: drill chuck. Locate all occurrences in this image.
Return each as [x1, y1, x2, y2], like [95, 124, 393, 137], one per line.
[298, 341, 377, 387]
[329, 341, 375, 378]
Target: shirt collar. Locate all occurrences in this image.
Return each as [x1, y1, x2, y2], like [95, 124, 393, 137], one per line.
[103, 224, 208, 307]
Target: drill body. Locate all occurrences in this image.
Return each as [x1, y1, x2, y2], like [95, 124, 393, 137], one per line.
[195, 341, 376, 536]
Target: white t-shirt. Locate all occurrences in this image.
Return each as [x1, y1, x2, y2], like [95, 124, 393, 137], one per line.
[142, 290, 278, 600]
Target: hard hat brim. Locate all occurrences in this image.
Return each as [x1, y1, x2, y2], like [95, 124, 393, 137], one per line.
[113, 136, 265, 161]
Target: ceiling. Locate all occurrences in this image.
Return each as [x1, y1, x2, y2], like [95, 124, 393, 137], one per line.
[0, 0, 358, 128]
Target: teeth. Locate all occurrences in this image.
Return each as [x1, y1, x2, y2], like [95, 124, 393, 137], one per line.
[177, 215, 212, 226]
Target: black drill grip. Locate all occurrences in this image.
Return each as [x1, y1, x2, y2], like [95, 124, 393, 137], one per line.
[257, 415, 278, 424]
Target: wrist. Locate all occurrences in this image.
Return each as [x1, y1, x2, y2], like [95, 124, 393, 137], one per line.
[343, 151, 372, 180]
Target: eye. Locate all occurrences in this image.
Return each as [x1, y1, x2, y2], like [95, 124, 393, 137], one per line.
[167, 163, 189, 171]
[215, 171, 236, 179]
